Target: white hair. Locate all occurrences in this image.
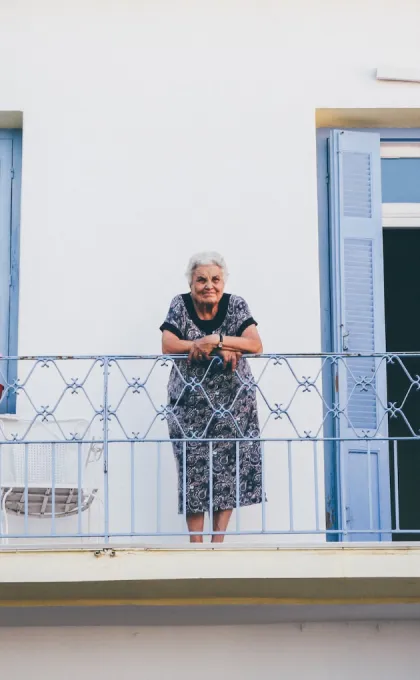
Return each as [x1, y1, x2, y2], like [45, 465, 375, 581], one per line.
[186, 251, 228, 285]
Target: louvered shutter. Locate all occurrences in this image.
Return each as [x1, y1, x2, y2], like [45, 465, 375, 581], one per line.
[0, 140, 13, 414]
[329, 130, 391, 541]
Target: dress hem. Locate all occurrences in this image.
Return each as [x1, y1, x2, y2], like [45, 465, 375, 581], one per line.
[178, 496, 263, 515]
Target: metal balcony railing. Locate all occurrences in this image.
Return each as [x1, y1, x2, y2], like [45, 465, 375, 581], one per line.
[0, 353, 420, 546]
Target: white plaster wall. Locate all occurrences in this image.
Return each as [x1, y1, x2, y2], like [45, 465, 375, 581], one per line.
[0, 623, 419, 679]
[1, 0, 420, 543]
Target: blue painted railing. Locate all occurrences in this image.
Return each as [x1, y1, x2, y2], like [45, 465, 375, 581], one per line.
[0, 353, 419, 545]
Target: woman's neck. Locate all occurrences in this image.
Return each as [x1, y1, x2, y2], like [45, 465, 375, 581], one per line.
[192, 297, 219, 320]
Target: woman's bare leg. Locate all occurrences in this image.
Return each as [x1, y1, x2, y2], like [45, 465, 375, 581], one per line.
[187, 512, 205, 543]
[211, 509, 233, 543]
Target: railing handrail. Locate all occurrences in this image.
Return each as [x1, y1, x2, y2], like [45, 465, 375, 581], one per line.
[3, 351, 420, 360]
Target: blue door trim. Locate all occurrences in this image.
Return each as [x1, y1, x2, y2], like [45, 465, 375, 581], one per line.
[317, 127, 420, 541]
[0, 129, 22, 414]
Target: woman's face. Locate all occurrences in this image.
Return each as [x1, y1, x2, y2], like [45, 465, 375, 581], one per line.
[190, 265, 224, 305]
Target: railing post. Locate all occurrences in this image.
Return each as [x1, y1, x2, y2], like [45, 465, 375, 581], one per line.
[103, 357, 110, 544]
[393, 440, 400, 533]
[324, 356, 339, 542]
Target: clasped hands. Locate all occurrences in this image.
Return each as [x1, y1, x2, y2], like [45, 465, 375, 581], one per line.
[188, 335, 241, 371]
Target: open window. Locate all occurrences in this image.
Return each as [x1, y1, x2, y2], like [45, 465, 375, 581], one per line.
[328, 130, 420, 541]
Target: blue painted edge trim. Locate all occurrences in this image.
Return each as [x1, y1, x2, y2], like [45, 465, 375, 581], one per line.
[317, 129, 338, 540]
[0, 129, 22, 414]
[317, 127, 420, 542]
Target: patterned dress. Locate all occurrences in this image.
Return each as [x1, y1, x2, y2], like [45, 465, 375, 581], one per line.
[160, 293, 262, 514]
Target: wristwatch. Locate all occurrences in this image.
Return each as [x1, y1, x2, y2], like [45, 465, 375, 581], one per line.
[217, 333, 224, 349]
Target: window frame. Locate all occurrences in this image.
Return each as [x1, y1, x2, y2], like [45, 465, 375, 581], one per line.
[382, 203, 420, 228]
[0, 129, 22, 414]
[381, 142, 420, 158]
[317, 128, 420, 356]
[316, 127, 420, 541]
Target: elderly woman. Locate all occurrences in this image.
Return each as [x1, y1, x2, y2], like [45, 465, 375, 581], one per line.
[160, 252, 263, 543]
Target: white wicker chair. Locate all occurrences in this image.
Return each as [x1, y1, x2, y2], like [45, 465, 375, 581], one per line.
[0, 416, 103, 540]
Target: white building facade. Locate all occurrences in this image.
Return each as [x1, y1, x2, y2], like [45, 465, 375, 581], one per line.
[1, 0, 420, 677]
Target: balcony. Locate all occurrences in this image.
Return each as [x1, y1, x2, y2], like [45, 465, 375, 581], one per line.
[1, 353, 420, 618]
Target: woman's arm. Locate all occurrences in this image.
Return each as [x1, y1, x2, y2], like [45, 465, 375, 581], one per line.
[193, 325, 263, 358]
[219, 325, 263, 354]
[162, 330, 194, 354]
[162, 330, 224, 364]
[162, 326, 263, 359]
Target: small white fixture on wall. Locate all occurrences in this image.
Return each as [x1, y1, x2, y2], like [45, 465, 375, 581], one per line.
[376, 66, 420, 83]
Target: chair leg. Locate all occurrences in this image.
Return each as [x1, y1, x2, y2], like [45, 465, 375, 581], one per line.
[91, 494, 103, 544]
[0, 492, 3, 543]
[86, 503, 91, 544]
[1, 488, 12, 545]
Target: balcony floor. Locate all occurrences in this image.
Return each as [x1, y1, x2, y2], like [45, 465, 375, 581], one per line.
[1, 543, 420, 625]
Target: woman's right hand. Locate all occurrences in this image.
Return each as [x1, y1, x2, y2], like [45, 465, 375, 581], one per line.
[188, 335, 218, 363]
[188, 340, 207, 364]
[188, 339, 241, 370]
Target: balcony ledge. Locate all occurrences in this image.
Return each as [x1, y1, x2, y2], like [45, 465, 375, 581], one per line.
[1, 543, 420, 607]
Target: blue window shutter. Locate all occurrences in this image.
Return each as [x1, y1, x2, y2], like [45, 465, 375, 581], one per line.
[0, 134, 21, 415]
[329, 130, 391, 541]
[0, 139, 13, 414]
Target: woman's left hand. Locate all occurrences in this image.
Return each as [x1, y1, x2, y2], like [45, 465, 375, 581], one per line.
[218, 349, 241, 371]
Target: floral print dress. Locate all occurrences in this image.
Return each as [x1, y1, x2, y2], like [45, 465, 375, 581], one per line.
[160, 293, 262, 514]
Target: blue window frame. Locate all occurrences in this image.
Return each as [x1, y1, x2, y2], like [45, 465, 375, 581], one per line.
[317, 127, 420, 542]
[317, 128, 420, 355]
[0, 129, 22, 414]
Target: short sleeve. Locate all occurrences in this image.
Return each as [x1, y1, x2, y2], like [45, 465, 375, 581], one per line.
[232, 296, 258, 336]
[160, 296, 185, 340]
